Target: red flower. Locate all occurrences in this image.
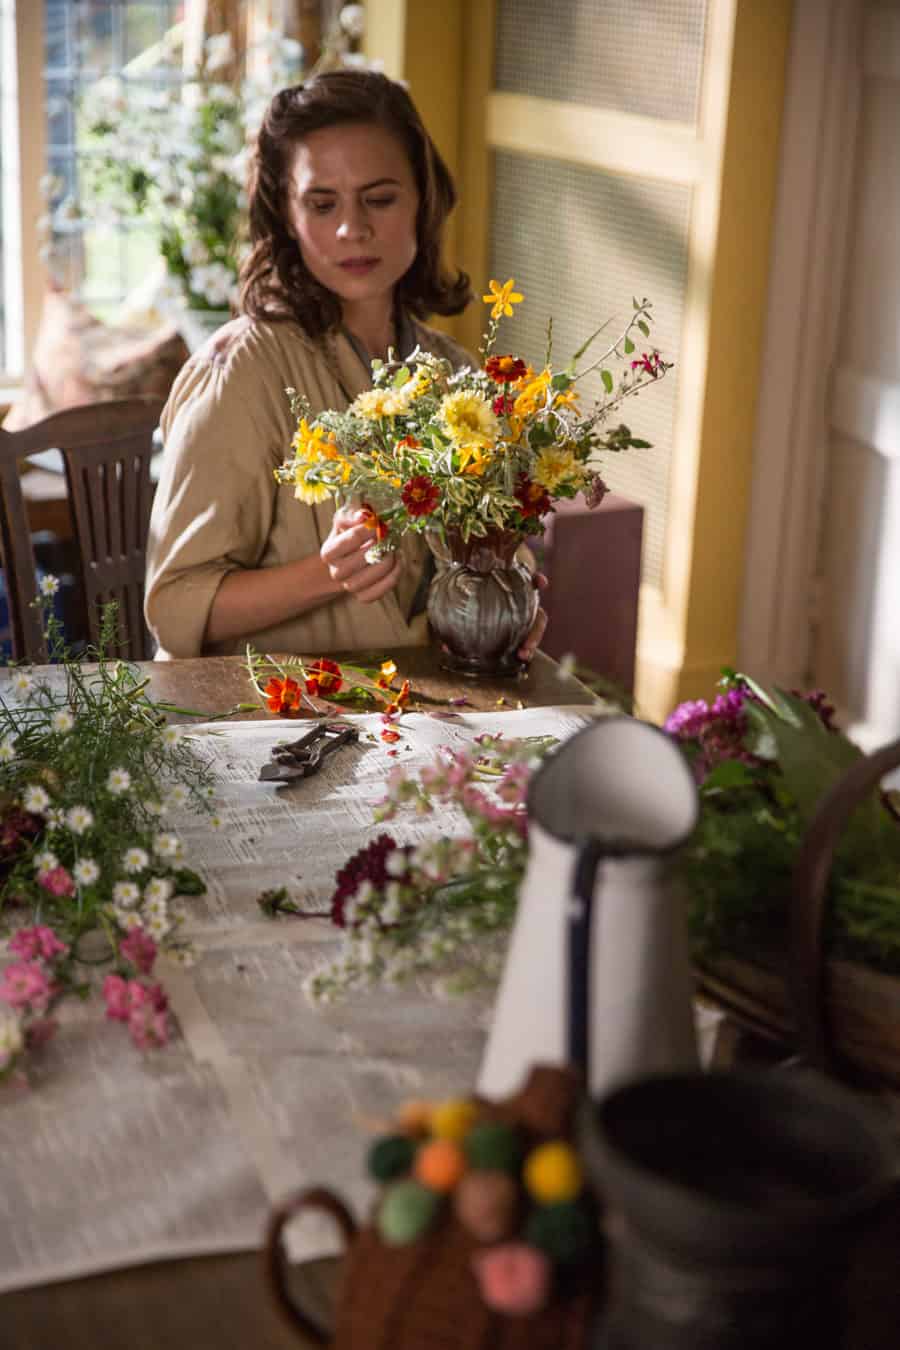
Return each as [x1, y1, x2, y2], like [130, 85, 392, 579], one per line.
[397, 434, 421, 449]
[631, 350, 663, 378]
[359, 503, 389, 541]
[264, 676, 303, 717]
[514, 474, 552, 519]
[305, 658, 344, 697]
[492, 393, 513, 416]
[485, 354, 528, 384]
[380, 727, 402, 744]
[401, 475, 440, 518]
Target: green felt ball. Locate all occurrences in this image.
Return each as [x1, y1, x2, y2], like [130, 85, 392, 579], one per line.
[377, 1180, 441, 1246]
[463, 1121, 522, 1174]
[367, 1134, 417, 1183]
[525, 1200, 594, 1266]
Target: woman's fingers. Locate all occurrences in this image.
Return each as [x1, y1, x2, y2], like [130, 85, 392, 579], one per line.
[517, 604, 548, 663]
[350, 552, 403, 603]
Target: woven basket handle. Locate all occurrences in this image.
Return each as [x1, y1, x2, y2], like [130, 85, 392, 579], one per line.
[264, 1185, 358, 1345]
[791, 736, 900, 1076]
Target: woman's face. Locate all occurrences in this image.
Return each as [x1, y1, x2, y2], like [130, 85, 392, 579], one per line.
[285, 121, 420, 319]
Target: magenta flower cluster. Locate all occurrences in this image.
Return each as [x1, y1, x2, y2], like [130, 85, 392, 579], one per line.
[663, 687, 759, 782]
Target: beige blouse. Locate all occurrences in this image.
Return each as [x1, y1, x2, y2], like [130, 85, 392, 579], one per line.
[144, 316, 473, 660]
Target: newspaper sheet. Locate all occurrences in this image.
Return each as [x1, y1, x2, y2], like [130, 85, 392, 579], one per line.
[0, 706, 590, 1292]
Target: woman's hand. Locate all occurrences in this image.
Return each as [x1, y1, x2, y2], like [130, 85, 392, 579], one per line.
[321, 506, 403, 604]
[517, 571, 549, 663]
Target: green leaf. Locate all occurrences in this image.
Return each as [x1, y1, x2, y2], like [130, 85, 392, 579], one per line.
[550, 373, 572, 391]
[628, 438, 651, 449]
[601, 369, 613, 394]
[172, 867, 207, 896]
[624, 337, 635, 354]
[637, 320, 650, 337]
[391, 366, 411, 388]
[701, 759, 759, 792]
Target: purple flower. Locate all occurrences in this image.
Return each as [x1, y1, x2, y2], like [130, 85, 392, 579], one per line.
[329, 833, 411, 928]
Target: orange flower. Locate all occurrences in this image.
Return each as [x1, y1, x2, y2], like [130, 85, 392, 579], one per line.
[485, 354, 528, 384]
[397, 434, 421, 449]
[304, 658, 344, 697]
[384, 678, 411, 715]
[359, 504, 389, 542]
[264, 676, 303, 718]
[377, 659, 398, 690]
[381, 727, 401, 744]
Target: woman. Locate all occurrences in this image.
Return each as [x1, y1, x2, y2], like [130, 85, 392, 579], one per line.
[145, 70, 545, 661]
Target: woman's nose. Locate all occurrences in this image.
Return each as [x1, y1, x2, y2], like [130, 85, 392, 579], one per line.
[336, 205, 372, 241]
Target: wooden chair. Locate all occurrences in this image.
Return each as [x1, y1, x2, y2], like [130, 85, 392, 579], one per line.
[0, 396, 164, 662]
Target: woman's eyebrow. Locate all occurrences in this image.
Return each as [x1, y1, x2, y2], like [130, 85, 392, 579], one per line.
[304, 177, 403, 195]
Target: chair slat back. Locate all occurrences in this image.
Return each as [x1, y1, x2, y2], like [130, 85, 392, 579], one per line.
[0, 397, 164, 663]
[0, 445, 47, 661]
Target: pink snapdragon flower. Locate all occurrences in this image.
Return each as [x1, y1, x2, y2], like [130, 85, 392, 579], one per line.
[37, 865, 76, 899]
[0, 961, 54, 1014]
[128, 1002, 170, 1051]
[103, 974, 169, 1050]
[119, 927, 158, 976]
[8, 925, 69, 964]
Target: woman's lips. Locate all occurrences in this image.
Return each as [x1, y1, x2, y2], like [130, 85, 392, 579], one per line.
[338, 257, 380, 276]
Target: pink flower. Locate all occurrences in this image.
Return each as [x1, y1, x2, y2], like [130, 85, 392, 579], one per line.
[0, 961, 53, 1013]
[119, 928, 158, 976]
[102, 973, 132, 1022]
[8, 925, 69, 964]
[38, 866, 75, 898]
[128, 1002, 170, 1051]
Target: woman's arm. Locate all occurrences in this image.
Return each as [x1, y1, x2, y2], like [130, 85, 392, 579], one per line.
[202, 506, 404, 646]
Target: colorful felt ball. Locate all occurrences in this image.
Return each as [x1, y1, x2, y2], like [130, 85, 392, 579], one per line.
[430, 1097, 479, 1142]
[472, 1242, 552, 1317]
[367, 1133, 416, 1183]
[523, 1141, 583, 1204]
[414, 1138, 467, 1192]
[464, 1120, 522, 1174]
[453, 1169, 519, 1243]
[377, 1179, 440, 1246]
[397, 1099, 433, 1137]
[525, 1200, 594, 1265]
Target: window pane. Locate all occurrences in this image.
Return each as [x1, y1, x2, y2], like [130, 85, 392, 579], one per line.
[489, 150, 692, 587]
[494, 0, 709, 125]
[0, 2, 7, 374]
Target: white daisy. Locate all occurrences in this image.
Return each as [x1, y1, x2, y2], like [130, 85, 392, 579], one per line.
[145, 913, 170, 941]
[145, 800, 165, 817]
[164, 785, 188, 809]
[45, 806, 66, 829]
[73, 857, 100, 886]
[153, 832, 182, 859]
[11, 671, 32, 696]
[170, 945, 196, 969]
[143, 896, 169, 923]
[39, 573, 60, 597]
[112, 880, 140, 907]
[116, 909, 143, 931]
[23, 785, 50, 814]
[0, 737, 16, 764]
[66, 805, 94, 835]
[161, 726, 180, 747]
[143, 877, 173, 905]
[33, 850, 58, 874]
[209, 814, 223, 831]
[51, 708, 75, 734]
[106, 768, 132, 795]
[122, 847, 150, 874]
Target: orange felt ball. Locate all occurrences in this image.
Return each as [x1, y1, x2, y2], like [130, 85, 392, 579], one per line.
[414, 1138, 467, 1192]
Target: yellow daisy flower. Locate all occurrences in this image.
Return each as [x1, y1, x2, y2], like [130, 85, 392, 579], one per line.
[457, 443, 490, 476]
[293, 463, 331, 504]
[351, 389, 398, 419]
[513, 369, 552, 420]
[533, 445, 580, 493]
[439, 391, 498, 446]
[482, 278, 524, 320]
[292, 419, 338, 463]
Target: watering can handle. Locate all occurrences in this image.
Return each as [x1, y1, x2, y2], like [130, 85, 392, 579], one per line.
[567, 839, 605, 1076]
[264, 1185, 358, 1345]
[791, 735, 900, 1076]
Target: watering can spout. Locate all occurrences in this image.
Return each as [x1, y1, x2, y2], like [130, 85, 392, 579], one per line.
[478, 716, 701, 1100]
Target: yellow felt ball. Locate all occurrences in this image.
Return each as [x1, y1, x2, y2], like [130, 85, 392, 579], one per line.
[523, 1141, 583, 1203]
[430, 1098, 479, 1143]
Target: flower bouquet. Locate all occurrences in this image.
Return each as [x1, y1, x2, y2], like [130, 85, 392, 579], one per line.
[276, 281, 671, 676]
[0, 589, 217, 1084]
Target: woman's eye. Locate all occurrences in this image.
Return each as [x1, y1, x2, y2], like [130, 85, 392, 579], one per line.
[310, 201, 334, 215]
[365, 196, 396, 209]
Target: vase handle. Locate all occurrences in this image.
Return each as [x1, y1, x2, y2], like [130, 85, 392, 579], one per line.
[791, 736, 900, 1077]
[264, 1185, 358, 1345]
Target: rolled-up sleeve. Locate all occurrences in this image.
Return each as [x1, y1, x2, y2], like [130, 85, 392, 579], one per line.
[145, 349, 280, 659]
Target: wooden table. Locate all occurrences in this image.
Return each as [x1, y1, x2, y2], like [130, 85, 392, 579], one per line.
[3, 654, 898, 1349]
[2, 649, 593, 1350]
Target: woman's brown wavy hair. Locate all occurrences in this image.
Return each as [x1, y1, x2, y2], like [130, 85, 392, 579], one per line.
[238, 70, 471, 336]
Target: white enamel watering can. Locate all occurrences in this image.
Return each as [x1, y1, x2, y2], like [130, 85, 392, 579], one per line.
[478, 716, 701, 1099]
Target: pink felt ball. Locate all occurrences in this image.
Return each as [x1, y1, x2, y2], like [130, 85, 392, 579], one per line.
[471, 1242, 551, 1317]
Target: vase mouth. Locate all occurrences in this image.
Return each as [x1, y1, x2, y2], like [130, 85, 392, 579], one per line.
[426, 526, 526, 568]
